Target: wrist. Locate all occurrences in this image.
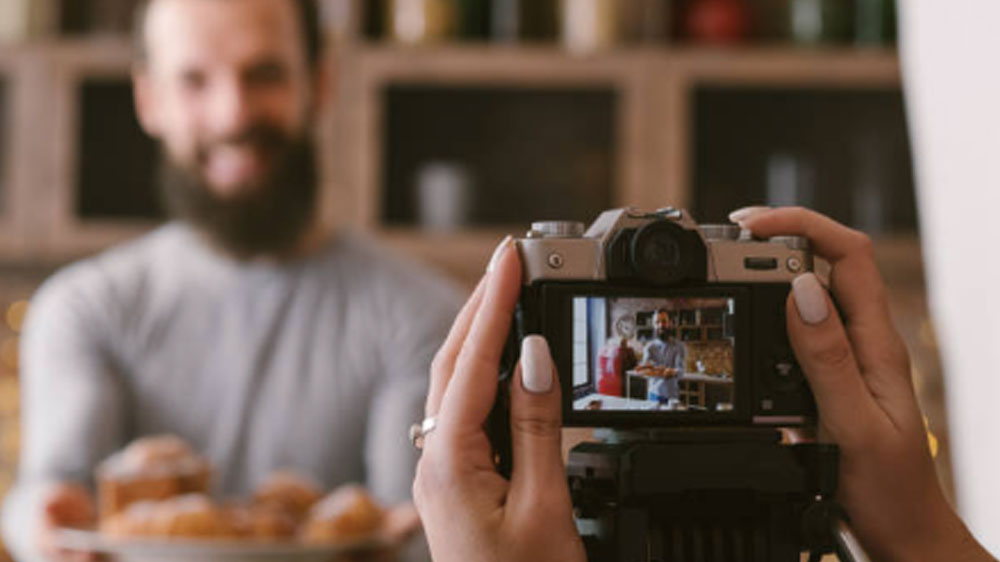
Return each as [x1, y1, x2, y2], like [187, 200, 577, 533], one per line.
[903, 505, 994, 562]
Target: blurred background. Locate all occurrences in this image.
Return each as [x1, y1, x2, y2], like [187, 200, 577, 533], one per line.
[0, 0, 946, 557]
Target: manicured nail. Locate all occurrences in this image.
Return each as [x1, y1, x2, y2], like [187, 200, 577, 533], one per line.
[487, 235, 513, 273]
[521, 335, 553, 394]
[728, 206, 770, 225]
[792, 273, 829, 325]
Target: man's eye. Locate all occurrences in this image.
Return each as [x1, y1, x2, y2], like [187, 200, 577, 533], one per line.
[246, 63, 287, 86]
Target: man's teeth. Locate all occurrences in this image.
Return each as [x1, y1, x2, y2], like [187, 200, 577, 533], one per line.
[206, 146, 260, 185]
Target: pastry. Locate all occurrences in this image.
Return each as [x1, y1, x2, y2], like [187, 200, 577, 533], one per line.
[252, 470, 322, 522]
[300, 485, 384, 545]
[96, 435, 211, 522]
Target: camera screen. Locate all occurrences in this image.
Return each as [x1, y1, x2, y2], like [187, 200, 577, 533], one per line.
[572, 296, 736, 414]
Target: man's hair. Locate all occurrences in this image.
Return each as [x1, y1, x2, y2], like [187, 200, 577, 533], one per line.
[132, 0, 323, 71]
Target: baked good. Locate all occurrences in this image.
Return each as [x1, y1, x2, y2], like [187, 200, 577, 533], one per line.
[96, 435, 211, 522]
[300, 485, 385, 545]
[252, 470, 322, 522]
[101, 494, 238, 539]
[226, 504, 299, 540]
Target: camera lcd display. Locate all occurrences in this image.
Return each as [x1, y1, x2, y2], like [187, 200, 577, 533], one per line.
[571, 296, 736, 414]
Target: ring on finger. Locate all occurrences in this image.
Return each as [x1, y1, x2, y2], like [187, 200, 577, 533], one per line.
[409, 416, 438, 449]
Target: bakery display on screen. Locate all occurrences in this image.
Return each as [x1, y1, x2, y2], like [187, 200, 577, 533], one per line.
[94, 435, 387, 544]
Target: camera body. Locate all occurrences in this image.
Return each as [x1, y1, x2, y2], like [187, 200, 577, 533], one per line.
[504, 207, 817, 428]
[488, 208, 847, 561]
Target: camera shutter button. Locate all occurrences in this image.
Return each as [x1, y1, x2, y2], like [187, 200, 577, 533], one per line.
[531, 221, 585, 238]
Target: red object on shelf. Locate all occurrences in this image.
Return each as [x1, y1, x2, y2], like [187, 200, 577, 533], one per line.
[685, 0, 750, 44]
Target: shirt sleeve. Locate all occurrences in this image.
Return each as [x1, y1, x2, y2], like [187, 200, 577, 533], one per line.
[362, 268, 462, 506]
[641, 342, 654, 365]
[1, 271, 128, 561]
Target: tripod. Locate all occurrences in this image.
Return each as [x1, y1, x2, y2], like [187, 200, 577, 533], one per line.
[567, 428, 871, 562]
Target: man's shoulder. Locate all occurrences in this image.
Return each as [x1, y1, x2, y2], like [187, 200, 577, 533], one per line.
[323, 231, 463, 311]
[33, 224, 193, 315]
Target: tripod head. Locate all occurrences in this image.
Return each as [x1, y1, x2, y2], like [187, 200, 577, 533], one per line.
[567, 428, 867, 562]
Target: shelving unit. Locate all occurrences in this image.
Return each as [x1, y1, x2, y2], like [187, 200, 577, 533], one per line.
[0, 39, 907, 274]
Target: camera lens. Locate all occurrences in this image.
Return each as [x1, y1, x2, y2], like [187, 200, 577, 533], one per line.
[629, 220, 701, 284]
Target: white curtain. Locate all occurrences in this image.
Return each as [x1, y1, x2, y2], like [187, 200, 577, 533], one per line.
[901, 0, 1000, 554]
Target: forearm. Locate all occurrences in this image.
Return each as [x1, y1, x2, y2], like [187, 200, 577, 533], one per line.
[920, 511, 997, 562]
[3, 480, 50, 562]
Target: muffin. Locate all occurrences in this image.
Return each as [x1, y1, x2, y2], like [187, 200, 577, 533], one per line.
[102, 494, 238, 539]
[252, 470, 323, 522]
[96, 435, 211, 522]
[301, 485, 385, 545]
[226, 504, 299, 540]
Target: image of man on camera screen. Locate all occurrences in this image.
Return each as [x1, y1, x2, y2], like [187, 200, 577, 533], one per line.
[641, 308, 687, 407]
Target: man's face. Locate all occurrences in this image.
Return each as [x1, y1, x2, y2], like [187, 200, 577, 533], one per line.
[654, 312, 672, 339]
[137, 0, 314, 198]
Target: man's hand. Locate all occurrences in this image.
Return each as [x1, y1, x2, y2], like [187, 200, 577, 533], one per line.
[413, 237, 585, 562]
[734, 206, 996, 562]
[38, 482, 99, 562]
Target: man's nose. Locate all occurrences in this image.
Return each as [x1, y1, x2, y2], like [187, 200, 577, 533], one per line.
[206, 76, 257, 137]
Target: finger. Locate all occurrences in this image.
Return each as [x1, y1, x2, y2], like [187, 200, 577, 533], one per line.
[507, 336, 567, 502]
[739, 207, 912, 399]
[43, 484, 95, 527]
[426, 276, 487, 417]
[438, 237, 522, 431]
[786, 273, 885, 447]
[381, 503, 422, 544]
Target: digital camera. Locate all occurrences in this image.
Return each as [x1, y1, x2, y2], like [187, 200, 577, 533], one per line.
[499, 207, 818, 428]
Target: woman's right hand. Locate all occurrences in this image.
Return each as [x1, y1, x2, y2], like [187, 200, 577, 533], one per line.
[412, 237, 585, 562]
[734, 206, 995, 562]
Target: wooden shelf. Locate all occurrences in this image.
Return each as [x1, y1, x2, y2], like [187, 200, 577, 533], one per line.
[353, 44, 899, 86]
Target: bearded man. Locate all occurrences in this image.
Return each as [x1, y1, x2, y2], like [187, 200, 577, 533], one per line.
[1, 1, 460, 560]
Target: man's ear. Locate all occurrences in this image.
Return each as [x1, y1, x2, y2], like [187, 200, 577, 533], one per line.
[132, 67, 162, 137]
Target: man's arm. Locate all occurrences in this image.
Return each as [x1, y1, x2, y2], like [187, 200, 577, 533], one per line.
[2, 272, 127, 561]
[640, 342, 655, 366]
[674, 342, 687, 372]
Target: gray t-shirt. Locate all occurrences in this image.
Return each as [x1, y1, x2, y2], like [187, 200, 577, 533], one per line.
[1, 223, 462, 560]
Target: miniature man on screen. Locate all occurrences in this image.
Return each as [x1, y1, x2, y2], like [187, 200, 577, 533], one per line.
[641, 309, 687, 406]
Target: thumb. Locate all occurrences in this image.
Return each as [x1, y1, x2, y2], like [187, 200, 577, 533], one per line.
[43, 483, 95, 527]
[508, 336, 566, 498]
[786, 273, 881, 447]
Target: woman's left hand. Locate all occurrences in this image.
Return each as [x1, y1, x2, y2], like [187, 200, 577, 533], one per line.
[412, 237, 586, 562]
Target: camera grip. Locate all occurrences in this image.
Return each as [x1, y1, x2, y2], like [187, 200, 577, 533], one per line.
[485, 305, 525, 479]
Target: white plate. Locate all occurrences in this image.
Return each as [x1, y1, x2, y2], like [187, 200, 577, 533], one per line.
[57, 529, 380, 562]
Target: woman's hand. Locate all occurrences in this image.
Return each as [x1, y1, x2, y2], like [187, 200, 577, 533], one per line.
[413, 237, 585, 562]
[733, 206, 995, 562]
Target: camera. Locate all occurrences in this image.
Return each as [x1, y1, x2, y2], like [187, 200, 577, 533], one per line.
[486, 208, 861, 561]
[502, 206, 817, 429]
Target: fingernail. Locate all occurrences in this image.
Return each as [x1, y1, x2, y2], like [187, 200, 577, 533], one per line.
[792, 273, 829, 325]
[487, 235, 513, 273]
[728, 206, 770, 225]
[521, 335, 553, 394]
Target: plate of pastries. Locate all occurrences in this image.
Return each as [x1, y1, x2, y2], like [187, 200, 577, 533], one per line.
[57, 435, 393, 562]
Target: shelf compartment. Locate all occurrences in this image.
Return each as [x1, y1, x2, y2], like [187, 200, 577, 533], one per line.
[691, 86, 916, 234]
[381, 84, 617, 227]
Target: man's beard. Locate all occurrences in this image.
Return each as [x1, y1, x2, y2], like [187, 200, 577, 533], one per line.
[159, 127, 319, 259]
